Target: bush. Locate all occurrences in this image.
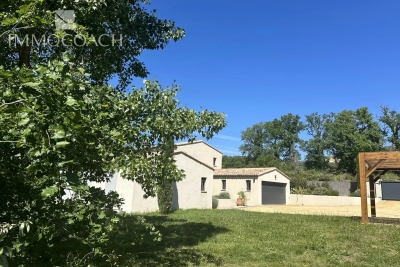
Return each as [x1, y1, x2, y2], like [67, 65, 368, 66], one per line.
[290, 176, 308, 189]
[351, 189, 361, 197]
[291, 187, 310, 195]
[311, 187, 330, 195]
[218, 192, 230, 199]
[212, 196, 219, 209]
[157, 182, 173, 214]
[327, 189, 339, 196]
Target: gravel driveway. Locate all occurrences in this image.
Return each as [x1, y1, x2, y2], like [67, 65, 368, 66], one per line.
[242, 201, 400, 219]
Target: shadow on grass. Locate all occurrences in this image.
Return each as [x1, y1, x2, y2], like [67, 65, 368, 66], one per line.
[110, 213, 228, 266]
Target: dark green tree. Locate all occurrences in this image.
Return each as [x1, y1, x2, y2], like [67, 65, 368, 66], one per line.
[379, 105, 400, 150]
[222, 155, 247, 168]
[0, 1, 226, 265]
[301, 112, 333, 170]
[239, 113, 304, 162]
[325, 107, 383, 174]
[0, 0, 185, 90]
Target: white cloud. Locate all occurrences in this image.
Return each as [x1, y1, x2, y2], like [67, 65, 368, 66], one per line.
[214, 134, 241, 141]
[218, 149, 241, 155]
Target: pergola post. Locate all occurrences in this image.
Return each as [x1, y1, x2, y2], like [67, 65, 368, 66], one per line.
[369, 175, 376, 217]
[359, 153, 368, 223]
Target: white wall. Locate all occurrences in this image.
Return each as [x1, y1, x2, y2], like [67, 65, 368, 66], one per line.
[130, 180, 159, 213]
[173, 152, 214, 209]
[213, 176, 260, 206]
[289, 181, 382, 206]
[216, 199, 237, 209]
[113, 152, 214, 213]
[175, 141, 222, 169]
[289, 194, 382, 206]
[213, 170, 291, 206]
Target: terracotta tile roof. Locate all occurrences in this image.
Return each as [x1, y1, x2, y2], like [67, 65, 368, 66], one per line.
[173, 151, 215, 170]
[214, 168, 276, 176]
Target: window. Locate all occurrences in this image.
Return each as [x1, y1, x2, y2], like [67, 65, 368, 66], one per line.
[201, 177, 207, 192]
[222, 180, 226, 190]
[213, 157, 217, 166]
[246, 180, 251, 191]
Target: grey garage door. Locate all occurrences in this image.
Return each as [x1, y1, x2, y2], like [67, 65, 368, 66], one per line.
[262, 181, 286, 205]
[381, 181, 400, 200]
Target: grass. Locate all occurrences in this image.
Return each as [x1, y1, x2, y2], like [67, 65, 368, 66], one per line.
[112, 209, 400, 267]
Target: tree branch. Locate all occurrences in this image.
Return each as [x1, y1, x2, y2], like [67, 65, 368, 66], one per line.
[0, 100, 26, 108]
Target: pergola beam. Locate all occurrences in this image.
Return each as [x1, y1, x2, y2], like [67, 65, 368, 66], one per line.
[365, 159, 386, 178]
[373, 170, 388, 183]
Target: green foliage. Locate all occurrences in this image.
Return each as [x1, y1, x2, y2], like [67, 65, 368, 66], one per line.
[0, 0, 185, 90]
[379, 105, 400, 150]
[238, 191, 248, 205]
[0, 59, 226, 265]
[212, 196, 219, 209]
[222, 155, 247, 168]
[325, 107, 383, 174]
[157, 182, 173, 214]
[291, 187, 310, 195]
[350, 189, 361, 197]
[326, 190, 339, 196]
[301, 113, 333, 170]
[217, 192, 231, 199]
[239, 113, 304, 161]
[1, 1, 226, 266]
[291, 181, 339, 196]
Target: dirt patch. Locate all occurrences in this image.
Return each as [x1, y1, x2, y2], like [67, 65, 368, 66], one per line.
[243, 201, 400, 219]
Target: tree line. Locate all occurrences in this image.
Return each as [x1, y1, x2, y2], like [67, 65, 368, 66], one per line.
[224, 106, 400, 175]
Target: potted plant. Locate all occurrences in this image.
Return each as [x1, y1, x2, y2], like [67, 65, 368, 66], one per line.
[237, 190, 247, 206]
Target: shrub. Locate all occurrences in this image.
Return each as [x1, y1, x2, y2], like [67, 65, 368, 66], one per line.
[311, 187, 329, 195]
[320, 181, 331, 189]
[352, 189, 361, 197]
[218, 192, 230, 199]
[290, 176, 308, 189]
[327, 189, 339, 196]
[157, 182, 173, 214]
[291, 187, 310, 195]
[238, 191, 248, 205]
[212, 196, 219, 209]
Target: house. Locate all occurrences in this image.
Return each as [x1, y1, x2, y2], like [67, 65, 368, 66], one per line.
[91, 140, 291, 212]
[92, 140, 218, 213]
[213, 168, 291, 205]
[174, 140, 223, 169]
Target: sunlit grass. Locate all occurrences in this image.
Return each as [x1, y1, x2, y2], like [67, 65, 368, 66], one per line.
[121, 209, 400, 266]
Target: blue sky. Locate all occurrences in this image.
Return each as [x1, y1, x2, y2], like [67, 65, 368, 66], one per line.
[113, 0, 400, 156]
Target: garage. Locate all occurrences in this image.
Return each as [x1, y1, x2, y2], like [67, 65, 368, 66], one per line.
[262, 181, 286, 205]
[213, 167, 290, 206]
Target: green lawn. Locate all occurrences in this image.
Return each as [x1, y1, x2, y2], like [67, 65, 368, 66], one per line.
[114, 209, 400, 267]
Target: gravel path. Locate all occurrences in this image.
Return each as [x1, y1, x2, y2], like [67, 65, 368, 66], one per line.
[243, 201, 400, 218]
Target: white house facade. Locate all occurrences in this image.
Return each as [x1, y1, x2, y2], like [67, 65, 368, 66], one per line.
[213, 168, 291, 205]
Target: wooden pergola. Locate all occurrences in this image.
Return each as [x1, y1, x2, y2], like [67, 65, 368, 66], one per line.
[358, 151, 400, 223]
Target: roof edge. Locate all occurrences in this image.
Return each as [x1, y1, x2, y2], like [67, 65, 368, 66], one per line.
[173, 151, 215, 171]
[260, 168, 291, 180]
[175, 140, 223, 155]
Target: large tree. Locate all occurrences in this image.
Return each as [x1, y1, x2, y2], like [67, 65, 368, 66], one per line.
[379, 105, 400, 150]
[0, 0, 185, 90]
[301, 112, 333, 170]
[278, 113, 304, 162]
[0, 1, 226, 266]
[325, 107, 383, 174]
[239, 113, 304, 162]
